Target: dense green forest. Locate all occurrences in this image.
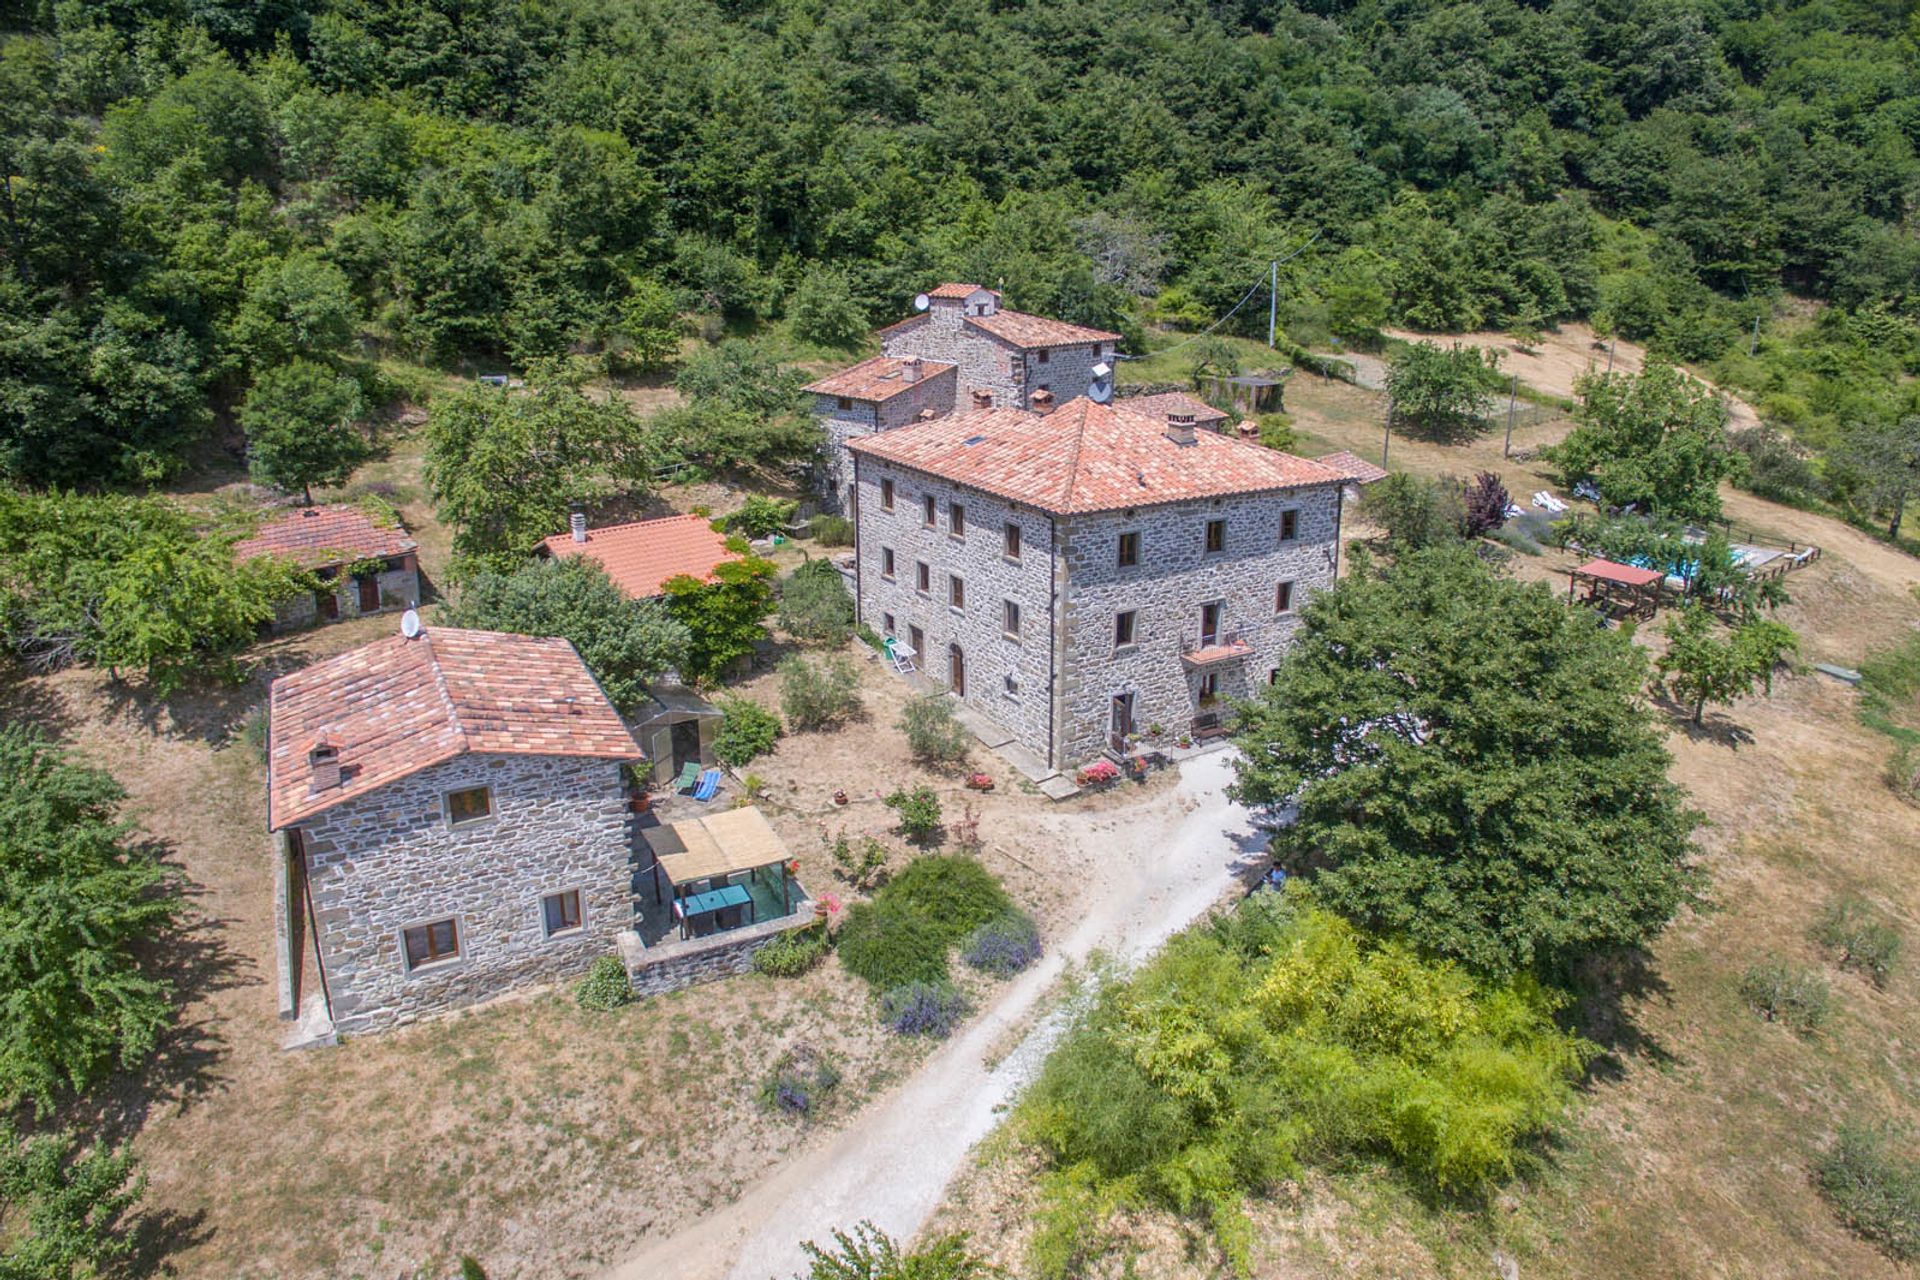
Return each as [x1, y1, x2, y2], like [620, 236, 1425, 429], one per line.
[0, 0, 1915, 489]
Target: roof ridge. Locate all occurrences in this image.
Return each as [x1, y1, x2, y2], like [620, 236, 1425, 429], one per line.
[1057, 400, 1093, 508]
[417, 630, 471, 756]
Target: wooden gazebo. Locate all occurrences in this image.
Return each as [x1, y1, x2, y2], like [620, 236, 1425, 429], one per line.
[1568, 557, 1665, 621]
[642, 806, 797, 939]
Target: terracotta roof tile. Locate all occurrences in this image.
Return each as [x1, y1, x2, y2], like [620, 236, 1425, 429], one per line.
[538, 513, 742, 599]
[803, 355, 957, 402]
[848, 397, 1347, 515]
[929, 282, 994, 299]
[1123, 391, 1230, 426]
[966, 309, 1122, 349]
[234, 505, 416, 570]
[1315, 450, 1390, 485]
[268, 628, 642, 829]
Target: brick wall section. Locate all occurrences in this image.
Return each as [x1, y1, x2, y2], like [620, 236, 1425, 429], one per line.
[289, 752, 633, 1035]
[1056, 485, 1342, 765]
[812, 367, 956, 512]
[271, 555, 421, 632]
[852, 455, 1059, 753]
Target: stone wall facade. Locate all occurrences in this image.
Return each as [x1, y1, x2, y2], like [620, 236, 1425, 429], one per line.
[811, 366, 956, 512]
[287, 752, 633, 1035]
[617, 906, 819, 999]
[881, 300, 1113, 412]
[851, 455, 1059, 754]
[270, 554, 421, 632]
[1055, 486, 1343, 767]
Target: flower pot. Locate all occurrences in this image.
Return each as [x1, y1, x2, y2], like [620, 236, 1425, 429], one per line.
[832, 789, 849, 806]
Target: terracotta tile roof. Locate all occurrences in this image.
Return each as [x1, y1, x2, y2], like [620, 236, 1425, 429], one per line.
[848, 397, 1347, 515]
[234, 505, 416, 570]
[929, 282, 995, 299]
[966, 309, 1121, 349]
[1315, 450, 1390, 485]
[539, 513, 742, 600]
[1124, 391, 1230, 426]
[268, 628, 642, 829]
[803, 355, 957, 402]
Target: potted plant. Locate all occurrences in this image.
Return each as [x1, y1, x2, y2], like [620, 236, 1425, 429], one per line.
[1176, 734, 1193, 749]
[966, 772, 995, 791]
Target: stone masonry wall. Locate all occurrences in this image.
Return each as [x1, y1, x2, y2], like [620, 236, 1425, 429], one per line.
[1056, 483, 1343, 768]
[271, 556, 421, 632]
[852, 455, 1058, 756]
[619, 905, 818, 999]
[881, 300, 1116, 412]
[1020, 344, 1109, 409]
[812, 367, 957, 512]
[290, 752, 633, 1036]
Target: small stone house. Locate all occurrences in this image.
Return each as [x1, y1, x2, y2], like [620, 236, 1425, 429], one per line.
[879, 283, 1122, 415]
[804, 354, 958, 512]
[268, 626, 646, 1038]
[848, 397, 1350, 771]
[235, 505, 420, 631]
[537, 511, 743, 599]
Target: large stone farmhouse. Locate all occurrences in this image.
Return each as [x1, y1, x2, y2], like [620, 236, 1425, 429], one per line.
[235, 504, 420, 632]
[267, 626, 644, 1037]
[810, 283, 1123, 512]
[848, 396, 1351, 771]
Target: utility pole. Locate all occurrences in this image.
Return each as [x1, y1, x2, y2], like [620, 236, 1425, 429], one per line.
[1267, 259, 1277, 348]
[1605, 337, 1617, 375]
[1503, 375, 1518, 458]
[1381, 411, 1391, 469]
[1749, 313, 1761, 357]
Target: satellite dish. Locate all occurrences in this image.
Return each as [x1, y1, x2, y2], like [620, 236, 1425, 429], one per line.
[1088, 379, 1115, 404]
[1091, 361, 1112, 380]
[400, 608, 422, 639]
[912, 293, 931, 312]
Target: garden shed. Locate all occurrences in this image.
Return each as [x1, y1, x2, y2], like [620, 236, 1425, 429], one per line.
[631, 683, 721, 787]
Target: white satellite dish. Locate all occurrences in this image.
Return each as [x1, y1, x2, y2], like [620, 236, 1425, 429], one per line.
[1088, 379, 1115, 404]
[912, 293, 931, 312]
[1091, 361, 1112, 379]
[400, 608, 422, 639]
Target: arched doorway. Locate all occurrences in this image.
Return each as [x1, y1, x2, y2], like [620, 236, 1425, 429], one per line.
[948, 644, 966, 697]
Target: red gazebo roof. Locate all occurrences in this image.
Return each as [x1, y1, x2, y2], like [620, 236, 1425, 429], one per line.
[1571, 558, 1664, 587]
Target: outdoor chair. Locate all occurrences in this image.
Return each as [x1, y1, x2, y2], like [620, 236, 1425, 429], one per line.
[673, 761, 701, 793]
[692, 768, 723, 802]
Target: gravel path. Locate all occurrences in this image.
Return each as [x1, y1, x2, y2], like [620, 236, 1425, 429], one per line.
[601, 750, 1263, 1280]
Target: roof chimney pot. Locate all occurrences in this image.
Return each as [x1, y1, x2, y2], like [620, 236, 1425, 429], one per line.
[1030, 389, 1055, 415]
[971, 390, 994, 410]
[1166, 412, 1198, 446]
[902, 356, 923, 384]
[307, 739, 341, 794]
[570, 504, 588, 543]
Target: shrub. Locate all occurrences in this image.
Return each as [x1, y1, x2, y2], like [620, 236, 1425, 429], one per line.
[1256, 413, 1296, 452]
[898, 694, 970, 764]
[778, 559, 855, 644]
[884, 856, 1014, 943]
[753, 923, 832, 978]
[799, 1222, 1002, 1280]
[1360, 471, 1464, 549]
[1739, 958, 1830, 1032]
[1075, 760, 1121, 787]
[758, 1043, 843, 1116]
[1813, 896, 1902, 986]
[963, 912, 1043, 977]
[574, 956, 633, 1011]
[727, 494, 798, 539]
[884, 785, 943, 844]
[459, 1257, 488, 1280]
[831, 835, 890, 890]
[780, 653, 862, 730]
[1459, 470, 1511, 537]
[809, 514, 855, 546]
[1817, 1121, 1920, 1262]
[838, 900, 951, 990]
[881, 981, 970, 1038]
[713, 697, 781, 767]
[788, 267, 868, 348]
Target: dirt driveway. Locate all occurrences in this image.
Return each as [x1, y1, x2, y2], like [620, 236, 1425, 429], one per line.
[601, 750, 1265, 1280]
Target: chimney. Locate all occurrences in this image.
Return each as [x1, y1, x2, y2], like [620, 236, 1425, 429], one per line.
[1238, 421, 1260, 442]
[902, 356, 923, 383]
[971, 390, 994, 410]
[1166, 412, 1198, 446]
[918, 408, 938, 421]
[308, 738, 341, 794]
[569, 503, 587, 543]
[1030, 389, 1055, 415]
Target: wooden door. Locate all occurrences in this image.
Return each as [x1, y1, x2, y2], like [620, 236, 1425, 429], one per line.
[949, 644, 966, 697]
[1110, 693, 1134, 751]
[357, 575, 381, 612]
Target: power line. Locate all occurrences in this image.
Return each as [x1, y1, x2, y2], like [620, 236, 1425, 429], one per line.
[1117, 229, 1323, 362]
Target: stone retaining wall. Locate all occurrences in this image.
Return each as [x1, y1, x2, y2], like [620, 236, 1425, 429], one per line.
[617, 902, 818, 999]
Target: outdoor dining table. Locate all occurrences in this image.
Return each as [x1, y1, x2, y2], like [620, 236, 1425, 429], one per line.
[674, 883, 754, 938]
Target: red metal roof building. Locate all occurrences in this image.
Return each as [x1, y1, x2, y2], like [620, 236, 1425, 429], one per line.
[537, 513, 743, 600]
[267, 627, 643, 830]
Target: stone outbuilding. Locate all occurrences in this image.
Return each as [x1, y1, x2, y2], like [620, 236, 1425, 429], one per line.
[267, 626, 646, 1039]
[848, 396, 1350, 771]
[804, 354, 958, 512]
[537, 511, 743, 599]
[235, 504, 420, 631]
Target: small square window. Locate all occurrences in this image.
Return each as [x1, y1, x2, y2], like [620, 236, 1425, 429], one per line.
[950, 502, 966, 537]
[403, 918, 460, 970]
[1004, 522, 1021, 560]
[1004, 600, 1021, 638]
[837, 396, 852, 410]
[880, 479, 895, 511]
[923, 494, 936, 527]
[1205, 519, 1226, 554]
[916, 561, 931, 593]
[1117, 531, 1140, 568]
[883, 612, 896, 634]
[1269, 668, 1282, 685]
[1004, 671, 1019, 697]
[1276, 580, 1295, 613]
[1114, 610, 1136, 647]
[446, 786, 492, 827]
[881, 547, 896, 578]
[1037, 348, 1050, 364]
[1279, 509, 1299, 542]
[949, 575, 966, 609]
[542, 889, 583, 937]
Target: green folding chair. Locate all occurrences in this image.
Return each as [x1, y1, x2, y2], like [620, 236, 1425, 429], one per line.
[673, 761, 701, 793]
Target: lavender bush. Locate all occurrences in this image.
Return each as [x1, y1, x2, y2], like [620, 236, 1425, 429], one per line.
[881, 981, 970, 1038]
[963, 912, 1043, 977]
[758, 1044, 842, 1117]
